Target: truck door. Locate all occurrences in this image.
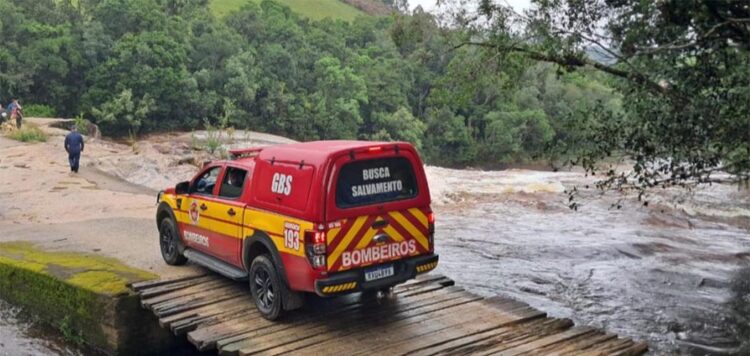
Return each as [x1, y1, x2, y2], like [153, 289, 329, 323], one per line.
[213, 166, 250, 267]
[182, 165, 221, 255]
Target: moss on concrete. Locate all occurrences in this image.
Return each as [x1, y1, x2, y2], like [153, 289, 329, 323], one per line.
[0, 241, 178, 355]
[0, 241, 156, 295]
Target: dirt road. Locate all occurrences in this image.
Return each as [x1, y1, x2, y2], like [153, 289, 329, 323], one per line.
[0, 120, 201, 277]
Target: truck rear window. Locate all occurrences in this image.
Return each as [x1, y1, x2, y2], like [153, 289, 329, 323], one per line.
[336, 157, 418, 208]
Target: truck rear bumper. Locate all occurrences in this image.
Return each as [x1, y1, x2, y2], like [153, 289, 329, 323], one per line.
[314, 254, 439, 296]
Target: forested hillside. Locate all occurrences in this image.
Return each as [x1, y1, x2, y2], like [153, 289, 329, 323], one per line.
[0, 0, 619, 166]
[210, 0, 366, 21]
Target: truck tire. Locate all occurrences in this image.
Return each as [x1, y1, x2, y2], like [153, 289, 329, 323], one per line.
[159, 218, 187, 266]
[250, 254, 284, 320]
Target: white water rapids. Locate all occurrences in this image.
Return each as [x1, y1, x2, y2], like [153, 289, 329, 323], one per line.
[427, 166, 750, 355]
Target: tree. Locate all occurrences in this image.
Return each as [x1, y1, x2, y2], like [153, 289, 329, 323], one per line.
[483, 109, 554, 162]
[449, 0, 750, 191]
[92, 89, 153, 135]
[309, 56, 368, 139]
[369, 107, 426, 148]
[83, 30, 200, 132]
[423, 107, 476, 165]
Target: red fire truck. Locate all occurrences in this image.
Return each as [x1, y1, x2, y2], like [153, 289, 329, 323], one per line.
[156, 141, 438, 320]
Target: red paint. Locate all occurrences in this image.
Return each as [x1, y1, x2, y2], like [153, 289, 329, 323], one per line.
[163, 140, 435, 294]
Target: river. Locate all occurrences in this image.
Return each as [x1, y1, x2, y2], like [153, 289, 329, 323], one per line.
[428, 166, 750, 355]
[0, 299, 87, 355]
[1, 166, 749, 355]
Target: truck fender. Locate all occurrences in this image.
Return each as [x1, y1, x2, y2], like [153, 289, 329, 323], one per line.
[242, 231, 289, 287]
[156, 202, 186, 254]
[242, 232, 304, 311]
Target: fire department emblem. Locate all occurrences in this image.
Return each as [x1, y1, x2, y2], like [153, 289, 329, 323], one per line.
[189, 201, 200, 224]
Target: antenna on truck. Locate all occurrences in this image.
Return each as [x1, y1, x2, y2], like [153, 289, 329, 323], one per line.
[229, 147, 264, 160]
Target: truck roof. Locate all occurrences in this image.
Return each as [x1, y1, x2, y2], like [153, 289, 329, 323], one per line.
[232, 140, 406, 167]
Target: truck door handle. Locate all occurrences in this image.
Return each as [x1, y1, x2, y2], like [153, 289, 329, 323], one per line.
[227, 208, 236, 216]
[200, 203, 208, 211]
[372, 220, 389, 229]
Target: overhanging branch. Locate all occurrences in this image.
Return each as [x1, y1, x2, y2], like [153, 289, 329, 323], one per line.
[453, 41, 672, 97]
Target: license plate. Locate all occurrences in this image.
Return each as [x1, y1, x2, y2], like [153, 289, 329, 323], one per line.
[364, 264, 394, 282]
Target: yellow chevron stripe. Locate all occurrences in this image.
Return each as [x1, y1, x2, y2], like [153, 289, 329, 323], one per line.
[329, 216, 368, 268]
[389, 211, 429, 251]
[326, 226, 342, 245]
[382, 225, 405, 242]
[354, 226, 379, 250]
[408, 208, 429, 229]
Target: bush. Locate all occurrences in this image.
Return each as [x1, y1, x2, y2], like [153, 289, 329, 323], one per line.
[23, 104, 57, 118]
[7, 124, 48, 142]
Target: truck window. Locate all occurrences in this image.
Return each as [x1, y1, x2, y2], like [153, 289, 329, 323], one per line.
[336, 157, 418, 208]
[219, 167, 247, 198]
[192, 166, 221, 196]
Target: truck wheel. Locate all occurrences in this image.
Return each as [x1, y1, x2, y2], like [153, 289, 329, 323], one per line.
[250, 254, 284, 320]
[159, 218, 187, 266]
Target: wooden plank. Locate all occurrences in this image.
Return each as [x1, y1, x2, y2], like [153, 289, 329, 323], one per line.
[149, 283, 245, 312]
[141, 279, 236, 309]
[400, 313, 566, 356]
[210, 284, 465, 353]
[611, 342, 649, 356]
[172, 308, 259, 336]
[217, 287, 473, 354]
[232, 296, 481, 355]
[389, 308, 549, 356]
[189, 313, 280, 351]
[131, 273, 647, 356]
[139, 275, 219, 298]
[153, 286, 249, 318]
[217, 287, 468, 351]
[487, 326, 597, 356]
[524, 330, 607, 355]
[129, 272, 207, 291]
[405, 318, 553, 356]
[439, 318, 575, 356]
[544, 333, 618, 355]
[578, 338, 644, 356]
[363, 306, 548, 356]
[159, 295, 251, 327]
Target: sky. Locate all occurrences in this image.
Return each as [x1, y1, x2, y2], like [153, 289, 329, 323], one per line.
[409, 0, 532, 12]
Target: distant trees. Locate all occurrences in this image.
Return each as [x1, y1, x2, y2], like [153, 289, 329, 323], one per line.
[0, 0, 620, 169]
[448, 0, 750, 188]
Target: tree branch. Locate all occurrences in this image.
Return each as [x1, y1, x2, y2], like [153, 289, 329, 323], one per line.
[452, 41, 671, 96]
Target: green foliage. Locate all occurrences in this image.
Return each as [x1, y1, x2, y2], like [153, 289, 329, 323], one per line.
[3, 0, 621, 168]
[23, 104, 56, 118]
[210, 0, 365, 21]
[459, 0, 750, 189]
[91, 89, 153, 136]
[7, 125, 48, 143]
[73, 113, 87, 134]
[369, 107, 426, 149]
[483, 109, 554, 162]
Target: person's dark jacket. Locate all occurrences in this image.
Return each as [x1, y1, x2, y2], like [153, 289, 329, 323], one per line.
[65, 131, 84, 155]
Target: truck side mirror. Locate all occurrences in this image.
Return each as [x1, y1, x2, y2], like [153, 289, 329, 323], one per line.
[175, 181, 190, 195]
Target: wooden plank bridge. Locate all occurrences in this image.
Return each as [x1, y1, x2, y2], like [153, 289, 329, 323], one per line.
[131, 273, 648, 355]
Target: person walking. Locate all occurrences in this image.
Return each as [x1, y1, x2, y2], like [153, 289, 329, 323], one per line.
[64, 126, 85, 173]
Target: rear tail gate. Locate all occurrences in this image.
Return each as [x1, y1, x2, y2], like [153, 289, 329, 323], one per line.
[326, 207, 431, 271]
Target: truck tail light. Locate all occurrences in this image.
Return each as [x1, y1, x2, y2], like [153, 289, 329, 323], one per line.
[305, 229, 327, 270]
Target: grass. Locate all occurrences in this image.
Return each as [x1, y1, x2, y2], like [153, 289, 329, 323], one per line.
[7, 123, 48, 142]
[210, 0, 365, 21]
